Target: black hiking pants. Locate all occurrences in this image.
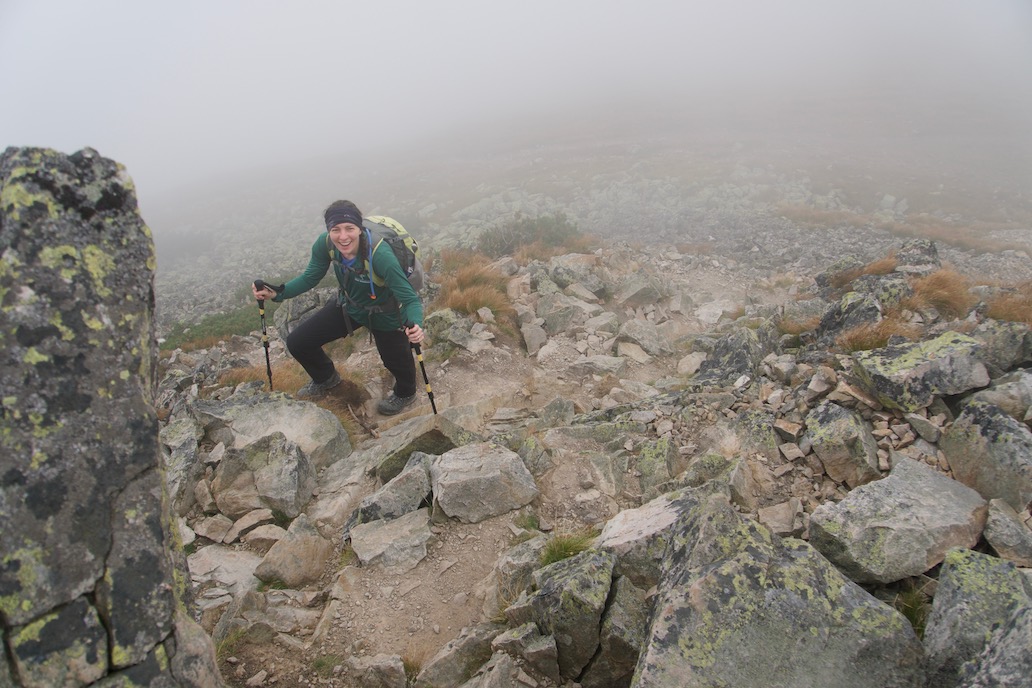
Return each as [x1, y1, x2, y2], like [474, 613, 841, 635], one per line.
[285, 301, 417, 397]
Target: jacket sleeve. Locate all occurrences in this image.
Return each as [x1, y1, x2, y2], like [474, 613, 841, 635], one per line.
[373, 247, 424, 328]
[273, 233, 331, 301]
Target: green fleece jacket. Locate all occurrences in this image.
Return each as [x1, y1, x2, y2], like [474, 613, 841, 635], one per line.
[274, 232, 423, 331]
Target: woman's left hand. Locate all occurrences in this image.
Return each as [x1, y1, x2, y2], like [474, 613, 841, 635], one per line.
[405, 323, 425, 344]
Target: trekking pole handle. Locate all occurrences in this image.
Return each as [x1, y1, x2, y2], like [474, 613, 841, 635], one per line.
[253, 279, 284, 295]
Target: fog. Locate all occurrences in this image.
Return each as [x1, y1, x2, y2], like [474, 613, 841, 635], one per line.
[2, 0, 1031, 219]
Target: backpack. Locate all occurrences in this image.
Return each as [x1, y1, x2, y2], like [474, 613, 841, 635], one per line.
[326, 215, 424, 291]
[363, 215, 424, 291]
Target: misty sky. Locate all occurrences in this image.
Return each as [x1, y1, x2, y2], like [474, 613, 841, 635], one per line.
[2, 0, 1030, 209]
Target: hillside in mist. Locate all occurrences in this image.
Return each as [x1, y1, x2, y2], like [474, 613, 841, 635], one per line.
[145, 91, 1032, 330]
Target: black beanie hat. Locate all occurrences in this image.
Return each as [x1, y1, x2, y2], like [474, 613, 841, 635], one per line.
[324, 200, 363, 230]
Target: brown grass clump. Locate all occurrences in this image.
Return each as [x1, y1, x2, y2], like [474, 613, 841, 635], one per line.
[835, 318, 920, 352]
[436, 248, 482, 276]
[985, 281, 1032, 326]
[778, 316, 821, 336]
[906, 269, 976, 320]
[434, 262, 513, 318]
[826, 251, 898, 291]
[513, 234, 595, 265]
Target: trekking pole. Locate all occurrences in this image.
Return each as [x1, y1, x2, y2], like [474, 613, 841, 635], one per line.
[253, 280, 283, 391]
[405, 321, 437, 415]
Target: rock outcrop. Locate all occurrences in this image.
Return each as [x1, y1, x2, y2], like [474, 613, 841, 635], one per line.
[0, 147, 221, 686]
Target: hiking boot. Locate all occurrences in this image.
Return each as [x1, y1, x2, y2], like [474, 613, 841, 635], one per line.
[377, 392, 416, 416]
[296, 371, 342, 399]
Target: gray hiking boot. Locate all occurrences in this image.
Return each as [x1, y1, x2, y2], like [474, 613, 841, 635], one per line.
[377, 392, 416, 416]
[296, 371, 342, 399]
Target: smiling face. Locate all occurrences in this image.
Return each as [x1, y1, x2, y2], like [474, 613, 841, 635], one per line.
[329, 222, 362, 260]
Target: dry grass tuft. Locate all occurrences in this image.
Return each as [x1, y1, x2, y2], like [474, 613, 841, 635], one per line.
[863, 252, 898, 276]
[434, 262, 513, 318]
[906, 269, 976, 320]
[835, 318, 920, 352]
[778, 315, 821, 336]
[985, 281, 1032, 326]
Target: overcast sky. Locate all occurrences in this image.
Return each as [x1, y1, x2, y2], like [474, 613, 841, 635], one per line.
[2, 0, 1030, 209]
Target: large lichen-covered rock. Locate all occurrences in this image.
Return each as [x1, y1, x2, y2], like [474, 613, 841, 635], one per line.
[692, 326, 769, 387]
[580, 574, 649, 688]
[967, 319, 1032, 376]
[922, 548, 1032, 688]
[851, 332, 990, 412]
[809, 459, 987, 585]
[505, 550, 616, 681]
[956, 606, 1032, 687]
[983, 499, 1032, 567]
[413, 622, 505, 688]
[816, 291, 882, 343]
[633, 496, 925, 688]
[805, 400, 881, 488]
[0, 147, 221, 685]
[940, 398, 1032, 512]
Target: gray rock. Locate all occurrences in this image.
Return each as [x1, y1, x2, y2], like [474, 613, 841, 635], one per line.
[617, 318, 666, 356]
[491, 622, 561, 684]
[809, 458, 987, 584]
[478, 535, 548, 620]
[505, 550, 616, 680]
[922, 548, 1032, 688]
[614, 276, 662, 309]
[580, 575, 648, 688]
[9, 597, 108, 686]
[189, 394, 352, 470]
[211, 432, 316, 519]
[968, 319, 1032, 376]
[984, 499, 1032, 568]
[346, 654, 407, 688]
[805, 400, 882, 488]
[349, 508, 432, 572]
[254, 514, 333, 588]
[956, 606, 1032, 687]
[456, 652, 518, 688]
[0, 146, 217, 678]
[596, 486, 709, 589]
[817, 291, 882, 342]
[634, 496, 924, 688]
[941, 398, 1032, 511]
[968, 369, 1032, 423]
[692, 327, 768, 387]
[431, 443, 540, 523]
[414, 623, 505, 688]
[567, 354, 627, 377]
[347, 452, 433, 531]
[852, 332, 990, 412]
[520, 322, 548, 355]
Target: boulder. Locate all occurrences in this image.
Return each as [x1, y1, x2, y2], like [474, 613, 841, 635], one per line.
[346, 654, 407, 688]
[805, 400, 881, 488]
[189, 395, 352, 470]
[983, 499, 1032, 567]
[504, 550, 616, 680]
[634, 496, 924, 688]
[490, 622, 561, 684]
[968, 319, 1032, 376]
[579, 575, 649, 688]
[941, 398, 1032, 511]
[211, 432, 316, 519]
[809, 458, 987, 584]
[349, 508, 432, 573]
[0, 146, 217, 681]
[346, 452, 433, 531]
[851, 332, 990, 412]
[253, 514, 333, 588]
[430, 443, 540, 523]
[414, 623, 505, 688]
[956, 606, 1032, 687]
[922, 548, 1032, 688]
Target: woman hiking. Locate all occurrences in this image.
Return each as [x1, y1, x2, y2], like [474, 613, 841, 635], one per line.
[251, 199, 425, 415]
